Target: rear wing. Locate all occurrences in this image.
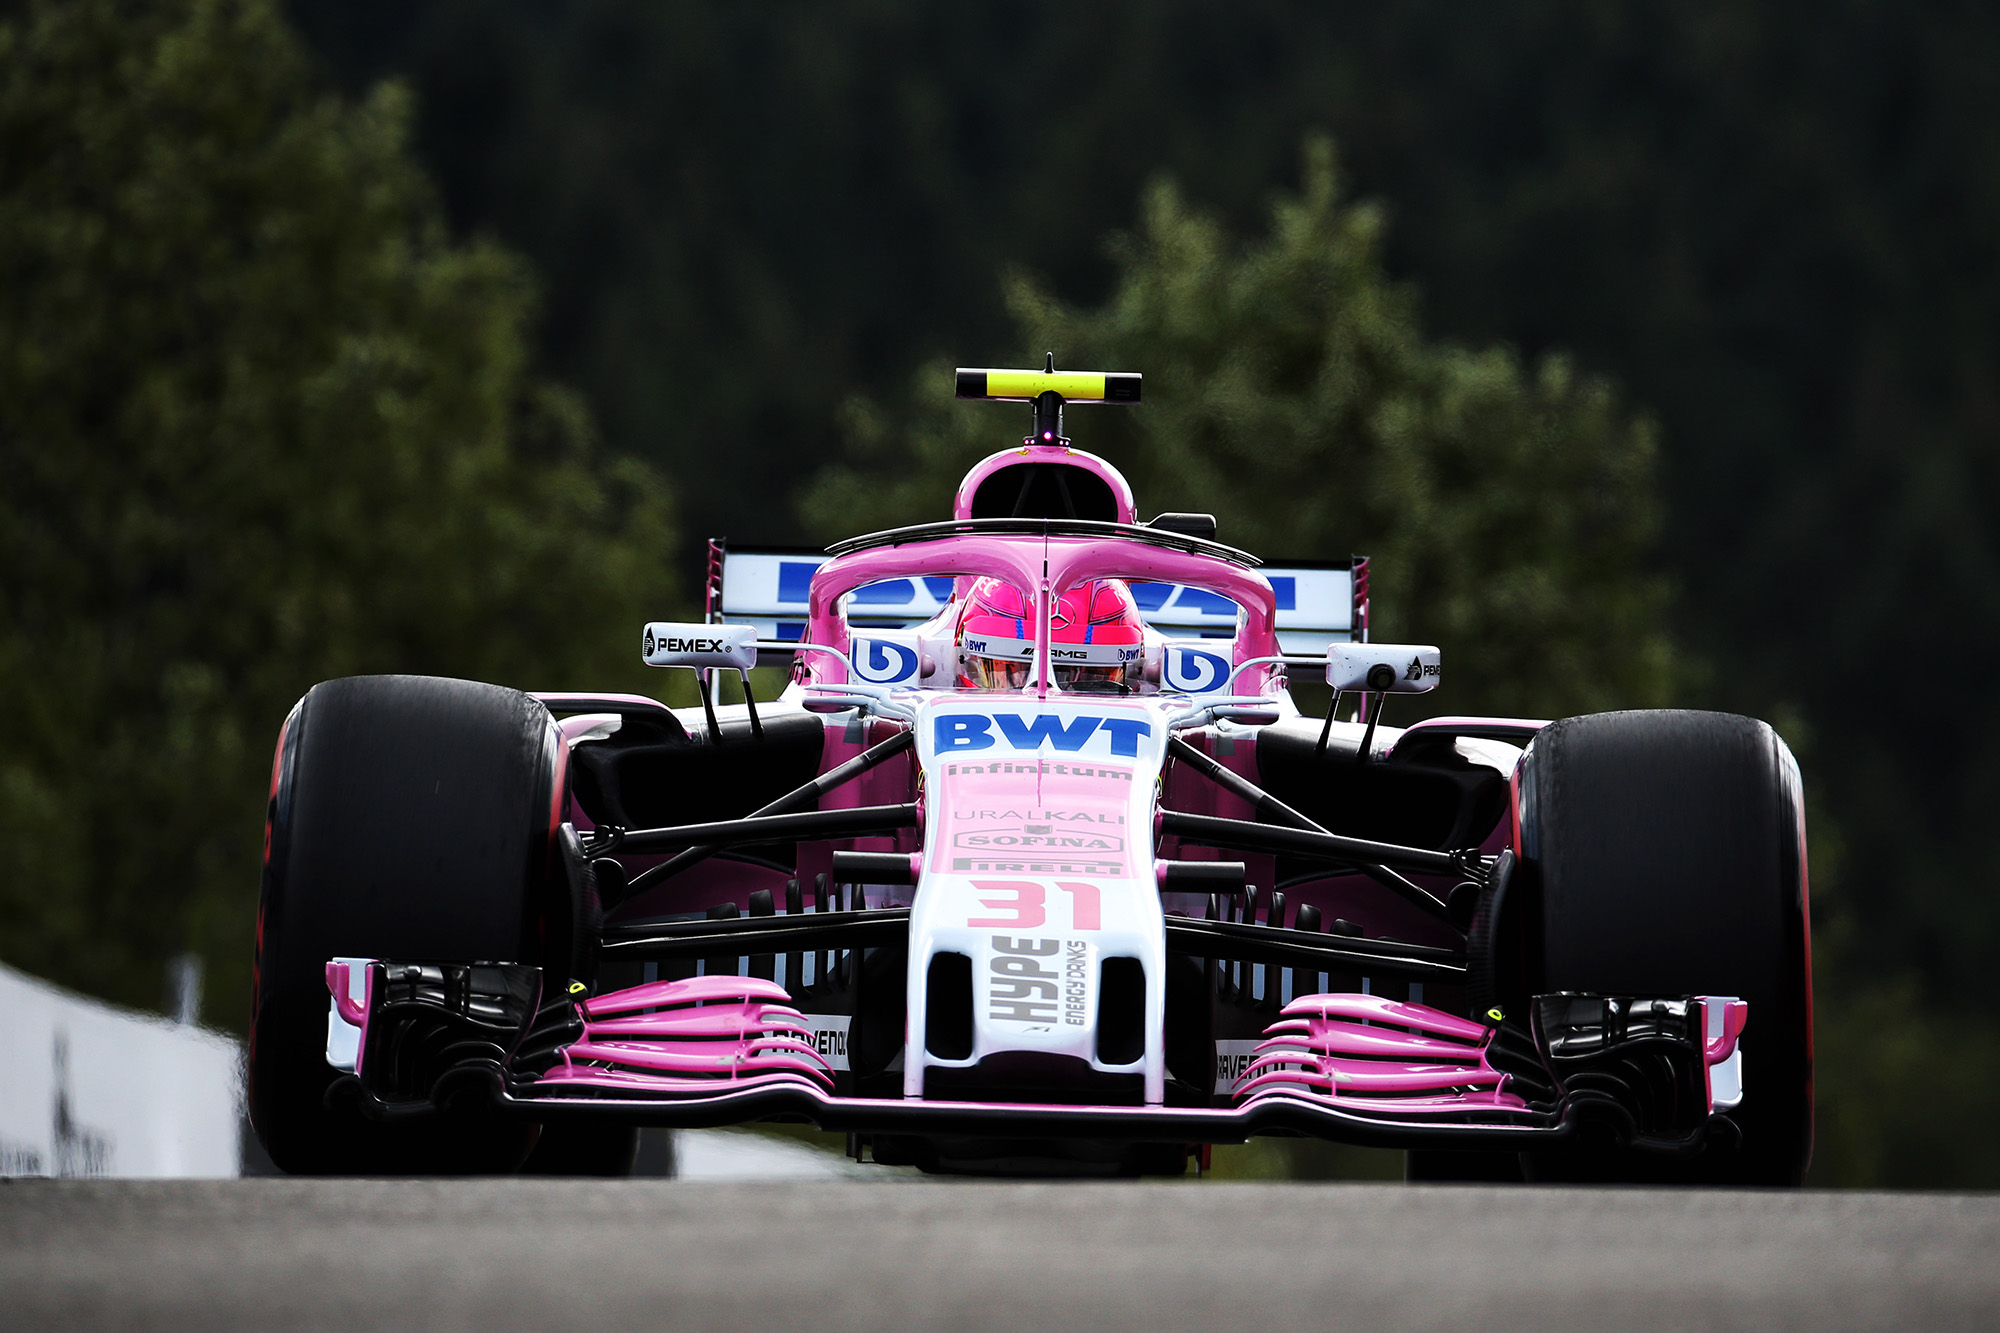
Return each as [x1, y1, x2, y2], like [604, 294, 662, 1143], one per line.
[702, 540, 1370, 656]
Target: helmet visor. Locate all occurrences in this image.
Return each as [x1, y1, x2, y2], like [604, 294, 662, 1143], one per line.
[1053, 662, 1136, 693]
[962, 654, 1032, 691]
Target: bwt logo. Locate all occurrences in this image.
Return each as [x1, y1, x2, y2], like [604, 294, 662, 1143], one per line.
[1164, 647, 1230, 694]
[853, 638, 919, 684]
[934, 713, 1153, 757]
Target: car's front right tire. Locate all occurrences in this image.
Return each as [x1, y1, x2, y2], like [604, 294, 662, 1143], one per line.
[248, 674, 564, 1175]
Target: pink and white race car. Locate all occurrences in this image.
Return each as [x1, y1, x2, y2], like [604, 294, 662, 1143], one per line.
[248, 364, 1813, 1183]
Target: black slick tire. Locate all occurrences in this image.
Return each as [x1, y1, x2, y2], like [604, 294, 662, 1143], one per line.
[1512, 709, 1813, 1185]
[248, 674, 565, 1175]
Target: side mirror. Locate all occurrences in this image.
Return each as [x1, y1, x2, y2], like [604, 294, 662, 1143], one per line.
[642, 622, 757, 670]
[1327, 643, 1441, 694]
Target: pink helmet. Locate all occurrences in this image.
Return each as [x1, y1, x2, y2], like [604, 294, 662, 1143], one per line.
[955, 576, 1147, 692]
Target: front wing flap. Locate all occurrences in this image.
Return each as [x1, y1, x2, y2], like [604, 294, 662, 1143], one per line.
[323, 961, 1746, 1157]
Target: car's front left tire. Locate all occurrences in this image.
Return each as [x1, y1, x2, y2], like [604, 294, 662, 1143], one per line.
[1511, 709, 1814, 1185]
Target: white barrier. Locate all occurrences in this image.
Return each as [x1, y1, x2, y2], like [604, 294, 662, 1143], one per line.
[0, 961, 241, 1178]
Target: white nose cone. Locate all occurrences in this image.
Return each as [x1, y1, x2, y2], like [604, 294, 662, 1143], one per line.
[906, 695, 1172, 1105]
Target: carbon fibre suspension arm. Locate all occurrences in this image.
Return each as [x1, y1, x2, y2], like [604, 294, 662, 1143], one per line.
[609, 728, 916, 901]
[1162, 737, 1477, 925]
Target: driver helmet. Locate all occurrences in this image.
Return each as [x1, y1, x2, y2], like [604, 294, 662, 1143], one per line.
[955, 576, 1146, 692]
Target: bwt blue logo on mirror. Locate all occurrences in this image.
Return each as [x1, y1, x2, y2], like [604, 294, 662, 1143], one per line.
[852, 637, 920, 685]
[1163, 646, 1232, 694]
[934, 713, 1153, 757]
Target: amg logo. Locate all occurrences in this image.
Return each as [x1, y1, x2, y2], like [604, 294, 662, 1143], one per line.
[988, 936, 1059, 1024]
[961, 640, 1135, 664]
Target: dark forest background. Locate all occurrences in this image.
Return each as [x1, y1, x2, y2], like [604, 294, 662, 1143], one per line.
[6, 0, 2000, 1185]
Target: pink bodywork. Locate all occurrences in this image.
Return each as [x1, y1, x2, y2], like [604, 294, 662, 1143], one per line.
[1234, 992, 1527, 1114]
[326, 961, 369, 1029]
[952, 444, 1138, 524]
[1706, 999, 1748, 1063]
[534, 975, 835, 1098]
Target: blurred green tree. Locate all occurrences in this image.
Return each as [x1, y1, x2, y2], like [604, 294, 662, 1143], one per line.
[0, 0, 678, 1027]
[805, 141, 1679, 721]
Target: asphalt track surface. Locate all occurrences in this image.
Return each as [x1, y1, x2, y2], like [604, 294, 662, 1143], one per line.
[5, 1178, 1997, 1331]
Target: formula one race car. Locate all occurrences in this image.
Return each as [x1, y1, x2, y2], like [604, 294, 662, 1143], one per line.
[248, 363, 1813, 1184]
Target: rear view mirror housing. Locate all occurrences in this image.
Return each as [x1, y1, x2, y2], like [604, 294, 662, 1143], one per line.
[1327, 643, 1441, 693]
[642, 622, 758, 670]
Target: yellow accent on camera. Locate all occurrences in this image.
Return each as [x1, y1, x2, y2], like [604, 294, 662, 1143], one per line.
[956, 367, 1141, 403]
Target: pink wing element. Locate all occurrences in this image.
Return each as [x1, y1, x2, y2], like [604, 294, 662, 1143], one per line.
[1280, 992, 1492, 1042]
[1705, 998, 1750, 1063]
[540, 975, 835, 1097]
[324, 961, 368, 1028]
[583, 974, 792, 1018]
[1234, 991, 1528, 1114]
